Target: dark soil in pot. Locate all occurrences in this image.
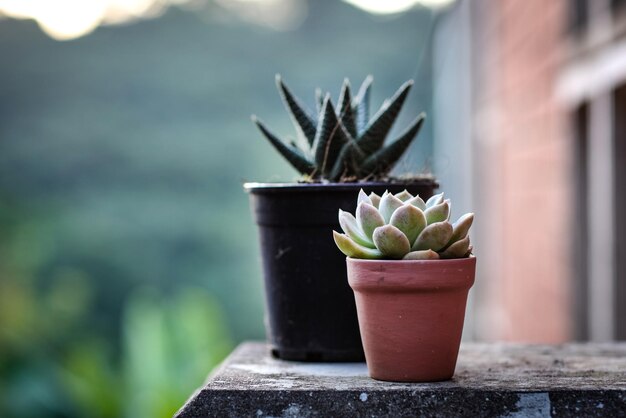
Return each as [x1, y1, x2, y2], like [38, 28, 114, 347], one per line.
[245, 179, 438, 362]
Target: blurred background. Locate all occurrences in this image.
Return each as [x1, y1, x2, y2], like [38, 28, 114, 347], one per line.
[1, 0, 625, 417]
[0, 0, 443, 416]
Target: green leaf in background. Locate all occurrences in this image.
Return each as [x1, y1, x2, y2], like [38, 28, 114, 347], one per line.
[123, 287, 232, 418]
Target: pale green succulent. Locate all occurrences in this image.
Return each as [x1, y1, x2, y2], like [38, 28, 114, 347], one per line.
[333, 190, 474, 260]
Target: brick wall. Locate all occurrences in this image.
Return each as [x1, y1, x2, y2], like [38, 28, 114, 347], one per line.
[472, 0, 573, 342]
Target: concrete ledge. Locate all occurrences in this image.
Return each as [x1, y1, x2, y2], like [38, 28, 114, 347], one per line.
[176, 342, 626, 417]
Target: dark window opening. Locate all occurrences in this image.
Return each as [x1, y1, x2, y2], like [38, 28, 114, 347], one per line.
[613, 86, 626, 340]
[573, 103, 589, 340]
[568, 0, 588, 34]
[612, 0, 626, 13]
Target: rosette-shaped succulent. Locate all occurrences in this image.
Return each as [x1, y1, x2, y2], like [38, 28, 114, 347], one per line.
[333, 190, 474, 260]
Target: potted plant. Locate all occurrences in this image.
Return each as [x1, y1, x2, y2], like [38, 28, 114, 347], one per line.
[333, 189, 475, 381]
[244, 76, 438, 361]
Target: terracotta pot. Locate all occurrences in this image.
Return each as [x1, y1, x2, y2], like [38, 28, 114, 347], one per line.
[347, 257, 476, 382]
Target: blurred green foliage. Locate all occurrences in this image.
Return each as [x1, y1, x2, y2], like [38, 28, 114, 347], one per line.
[0, 1, 434, 416]
[0, 203, 232, 417]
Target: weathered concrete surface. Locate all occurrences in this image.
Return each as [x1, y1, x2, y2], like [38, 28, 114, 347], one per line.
[175, 342, 626, 418]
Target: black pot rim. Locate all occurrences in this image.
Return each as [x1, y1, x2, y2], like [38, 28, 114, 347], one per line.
[244, 177, 438, 194]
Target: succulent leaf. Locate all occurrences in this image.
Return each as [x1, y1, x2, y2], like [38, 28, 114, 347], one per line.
[357, 80, 414, 155]
[448, 213, 474, 245]
[353, 75, 373, 135]
[287, 139, 300, 150]
[339, 209, 375, 248]
[313, 95, 350, 176]
[425, 192, 444, 208]
[252, 116, 315, 175]
[378, 192, 404, 223]
[368, 192, 381, 208]
[390, 204, 426, 246]
[328, 138, 364, 182]
[372, 225, 410, 259]
[356, 202, 385, 240]
[337, 79, 357, 138]
[412, 221, 453, 252]
[275, 75, 317, 146]
[333, 231, 383, 259]
[424, 200, 450, 225]
[406, 195, 426, 210]
[403, 250, 440, 260]
[358, 112, 425, 177]
[357, 189, 372, 206]
[425, 193, 445, 208]
[439, 235, 471, 259]
[395, 190, 412, 201]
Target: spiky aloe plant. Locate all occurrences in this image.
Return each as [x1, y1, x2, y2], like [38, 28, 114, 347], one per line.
[333, 190, 474, 260]
[252, 75, 425, 182]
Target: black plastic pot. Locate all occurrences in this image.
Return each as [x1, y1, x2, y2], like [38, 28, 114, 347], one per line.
[244, 180, 438, 362]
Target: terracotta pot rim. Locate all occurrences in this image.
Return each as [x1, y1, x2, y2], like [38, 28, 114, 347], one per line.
[346, 256, 475, 264]
[346, 256, 476, 292]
